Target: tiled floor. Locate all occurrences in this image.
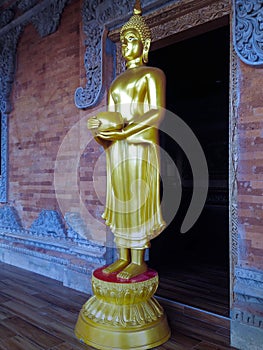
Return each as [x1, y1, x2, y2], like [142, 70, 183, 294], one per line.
[0, 262, 236, 349]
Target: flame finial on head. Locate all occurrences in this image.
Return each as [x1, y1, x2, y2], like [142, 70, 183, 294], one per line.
[133, 0, 142, 15]
[120, 0, 151, 44]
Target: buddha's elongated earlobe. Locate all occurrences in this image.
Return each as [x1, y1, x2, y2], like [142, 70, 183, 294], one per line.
[143, 39, 151, 63]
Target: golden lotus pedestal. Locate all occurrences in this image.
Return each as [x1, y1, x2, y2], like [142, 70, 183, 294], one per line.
[75, 267, 170, 349]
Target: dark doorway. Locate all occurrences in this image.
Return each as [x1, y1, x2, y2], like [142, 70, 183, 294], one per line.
[148, 25, 230, 316]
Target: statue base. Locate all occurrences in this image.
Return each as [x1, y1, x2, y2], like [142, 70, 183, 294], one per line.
[75, 267, 171, 350]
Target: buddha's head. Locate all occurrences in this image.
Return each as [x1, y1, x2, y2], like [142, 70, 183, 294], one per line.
[120, 0, 151, 64]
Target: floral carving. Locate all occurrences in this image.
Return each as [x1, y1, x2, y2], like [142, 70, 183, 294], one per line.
[31, 0, 70, 37]
[0, 9, 15, 29]
[0, 205, 23, 230]
[0, 25, 23, 202]
[233, 0, 263, 65]
[17, 0, 39, 12]
[30, 210, 67, 238]
[74, 0, 135, 109]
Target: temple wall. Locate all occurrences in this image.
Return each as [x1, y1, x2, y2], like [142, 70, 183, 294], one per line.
[9, 0, 106, 243]
[237, 61, 263, 270]
[10, 1, 80, 226]
[231, 59, 263, 350]
[0, 0, 109, 293]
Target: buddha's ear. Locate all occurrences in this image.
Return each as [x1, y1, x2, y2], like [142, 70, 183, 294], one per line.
[143, 39, 151, 63]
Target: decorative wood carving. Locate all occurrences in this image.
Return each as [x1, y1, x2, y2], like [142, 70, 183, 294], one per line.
[109, 0, 230, 43]
[17, 0, 39, 12]
[0, 8, 15, 29]
[0, 25, 23, 202]
[0, 205, 23, 230]
[30, 209, 67, 238]
[229, 47, 239, 303]
[0, 26, 22, 114]
[0, 205, 106, 267]
[233, 0, 263, 66]
[150, 0, 230, 43]
[74, 0, 134, 109]
[31, 0, 69, 38]
[0, 112, 8, 202]
[74, 0, 104, 109]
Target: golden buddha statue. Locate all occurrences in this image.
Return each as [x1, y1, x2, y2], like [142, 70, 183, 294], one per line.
[88, 0, 166, 280]
[76, 3, 171, 348]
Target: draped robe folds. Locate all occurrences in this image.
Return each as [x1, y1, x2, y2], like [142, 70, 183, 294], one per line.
[97, 66, 166, 249]
[101, 124, 166, 249]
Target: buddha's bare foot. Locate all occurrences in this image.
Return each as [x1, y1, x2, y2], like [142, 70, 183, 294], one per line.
[117, 262, 147, 280]
[102, 259, 130, 275]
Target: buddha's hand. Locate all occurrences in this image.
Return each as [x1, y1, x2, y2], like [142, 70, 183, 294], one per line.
[87, 116, 101, 130]
[98, 129, 126, 141]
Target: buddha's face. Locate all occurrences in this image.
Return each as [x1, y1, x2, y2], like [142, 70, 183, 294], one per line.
[121, 29, 144, 62]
